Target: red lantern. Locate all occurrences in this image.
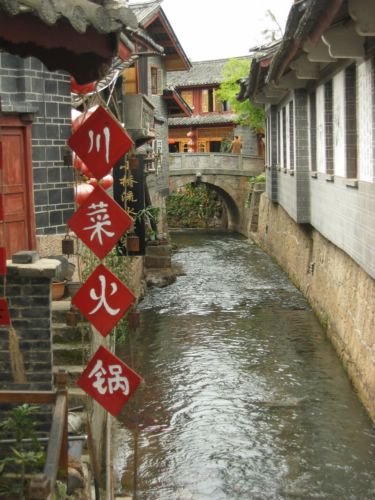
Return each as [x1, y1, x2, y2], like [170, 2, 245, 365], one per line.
[99, 174, 114, 190]
[80, 162, 94, 179]
[73, 154, 84, 171]
[72, 106, 98, 133]
[74, 183, 95, 205]
[71, 78, 96, 95]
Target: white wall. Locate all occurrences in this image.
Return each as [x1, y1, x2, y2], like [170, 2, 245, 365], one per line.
[333, 72, 346, 177]
[357, 59, 374, 182]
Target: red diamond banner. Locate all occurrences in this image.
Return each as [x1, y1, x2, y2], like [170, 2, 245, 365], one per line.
[67, 185, 133, 260]
[68, 105, 133, 179]
[0, 298, 10, 326]
[0, 247, 6, 275]
[77, 345, 142, 416]
[72, 264, 136, 337]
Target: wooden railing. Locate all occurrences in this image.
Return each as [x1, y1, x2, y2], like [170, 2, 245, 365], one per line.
[0, 371, 68, 499]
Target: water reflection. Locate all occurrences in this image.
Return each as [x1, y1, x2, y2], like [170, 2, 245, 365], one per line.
[114, 231, 375, 499]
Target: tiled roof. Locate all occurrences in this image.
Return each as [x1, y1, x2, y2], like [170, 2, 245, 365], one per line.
[168, 113, 237, 127]
[129, 0, 191, 70]
[167, 56, 251, 88]
[0, 0, 139, 83]
[129, 0, 161, 25]
[0, 0, 138, 34]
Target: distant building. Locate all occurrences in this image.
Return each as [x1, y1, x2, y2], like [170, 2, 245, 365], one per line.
[167, 58, 262, 157]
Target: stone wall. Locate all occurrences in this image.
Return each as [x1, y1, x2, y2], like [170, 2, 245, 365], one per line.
[0, 255, 61, 391]
[0, 53, 74, 238]
[250, 194, 375, 422]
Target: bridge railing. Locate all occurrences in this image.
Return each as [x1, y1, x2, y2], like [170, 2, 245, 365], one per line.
[168, 153, 264, 174]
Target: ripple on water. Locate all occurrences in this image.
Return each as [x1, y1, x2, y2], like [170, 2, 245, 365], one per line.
[114, 231, 375, 500]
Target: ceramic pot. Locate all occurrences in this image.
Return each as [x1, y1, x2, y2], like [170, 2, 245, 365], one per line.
[52, 281, 65, 300]
[127, 234, 140, 252]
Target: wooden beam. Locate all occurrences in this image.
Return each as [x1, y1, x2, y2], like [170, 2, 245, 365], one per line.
[290, 54, 320, 79]
[276, 71, 308, 89]
[303, 39, 337, 62]
[264, 85, 287, 99]
[43, 390, 68, 482]
[349, 0, 375, 35]
[322, 22, 365, 59]
[0, 391, 56, 404]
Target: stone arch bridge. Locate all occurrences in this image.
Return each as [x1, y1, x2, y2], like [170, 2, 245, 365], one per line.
[168, 153, 264, 234]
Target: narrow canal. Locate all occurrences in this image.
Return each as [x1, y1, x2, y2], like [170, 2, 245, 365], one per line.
[114, 231, 375, 500]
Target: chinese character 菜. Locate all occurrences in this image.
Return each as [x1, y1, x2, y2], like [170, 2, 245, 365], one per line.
[84, 201, 115, 245]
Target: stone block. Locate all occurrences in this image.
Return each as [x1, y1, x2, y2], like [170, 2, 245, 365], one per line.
[12, 251, 39, 264]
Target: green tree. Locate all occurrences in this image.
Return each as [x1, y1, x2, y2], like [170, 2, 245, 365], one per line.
[217, 58, 265, 131]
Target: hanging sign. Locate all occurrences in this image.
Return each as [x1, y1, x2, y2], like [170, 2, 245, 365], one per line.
[68, 105, 134, 180]
[72, 263, 135, 337]
[67, 185, 133, 260]
[77, 345, 142, 416]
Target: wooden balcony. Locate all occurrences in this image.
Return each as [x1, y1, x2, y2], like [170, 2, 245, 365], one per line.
[123, 93, 156, 142]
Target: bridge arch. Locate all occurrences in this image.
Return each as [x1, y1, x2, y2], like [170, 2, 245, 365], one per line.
[168, 173, 241, 231]
[167, 153, 264, 234]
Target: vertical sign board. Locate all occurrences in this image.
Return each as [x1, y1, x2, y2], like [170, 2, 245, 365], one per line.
[69, 106, 142, 415]
[113, 156, 146, 255]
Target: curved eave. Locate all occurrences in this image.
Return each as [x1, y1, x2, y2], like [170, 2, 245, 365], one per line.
[0, 1, 138, 84]
[143, 10, 191, 71]
[163, 90, 192, 117]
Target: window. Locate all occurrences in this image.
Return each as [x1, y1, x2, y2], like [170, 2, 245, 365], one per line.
[181, 90, 193, 108]
[289, 101, 295, 169]
[309, 91, 317, 172]
[345, 64, 357, 178]
[201, 88, 218, 112]
[277, 110, 281, 165]
[324, 80, 334, 175]
[123, 67, 137, 94]
[282, 107, 287, 168]
[151, 66, 158, 95]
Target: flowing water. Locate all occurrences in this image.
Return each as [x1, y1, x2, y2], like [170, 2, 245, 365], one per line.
[114, 230, 375, 500]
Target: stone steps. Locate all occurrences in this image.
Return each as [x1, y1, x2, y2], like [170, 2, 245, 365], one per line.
[51, 299, 89, 408]
[145, 242, 172, 269]
[53, 343, 90, 366]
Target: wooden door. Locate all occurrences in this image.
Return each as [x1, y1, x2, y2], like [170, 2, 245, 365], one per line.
[0, 116, 35, 258]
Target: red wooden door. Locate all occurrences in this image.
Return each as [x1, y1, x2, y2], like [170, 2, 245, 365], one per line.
[0, 116, 35, 258]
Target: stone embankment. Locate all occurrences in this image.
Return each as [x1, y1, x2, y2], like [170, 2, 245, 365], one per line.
[249, 193, 375, 422]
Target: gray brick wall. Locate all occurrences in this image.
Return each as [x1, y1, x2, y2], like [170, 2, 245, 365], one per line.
[0, 53, 74, 236]
[0, 274, 53, 391]
[265, 84, 375, 279]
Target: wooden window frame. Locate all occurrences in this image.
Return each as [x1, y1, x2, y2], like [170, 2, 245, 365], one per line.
[151, 66, 158, 95]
